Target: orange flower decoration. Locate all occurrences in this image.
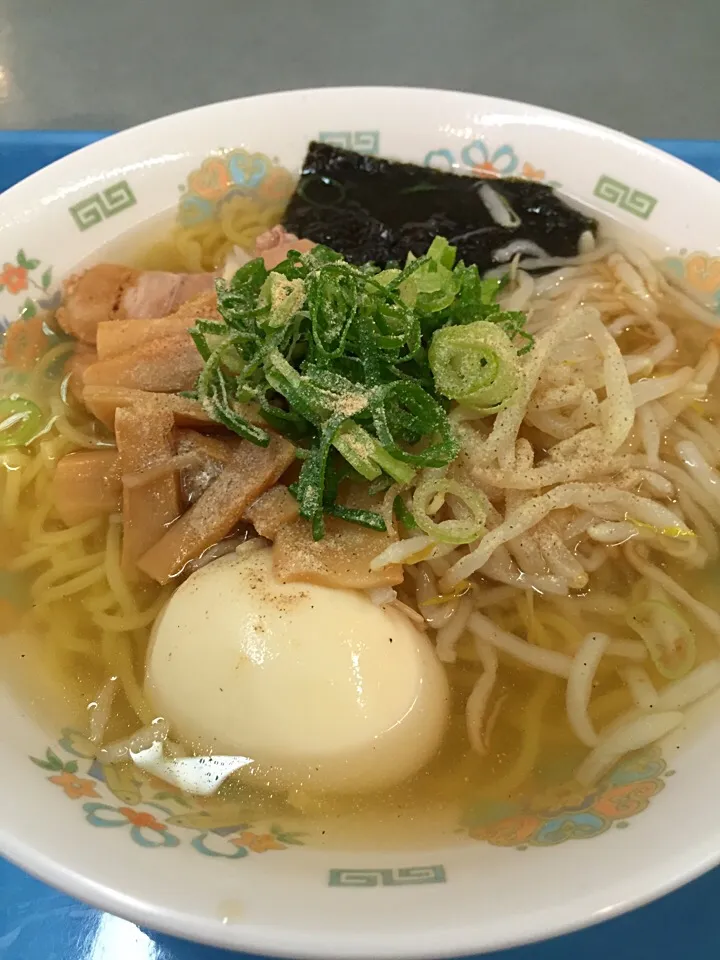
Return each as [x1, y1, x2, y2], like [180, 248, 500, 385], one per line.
[118, 807, 167, 832]
[187, 157, 231, 201]
[257, 166, 295, 204]
[521, 162, 546, 181]
[49, 771, 100, 800]
[685, 254, 720, 295]
[472, 162, 501, 179]
[594, 780, 660, 819]
[0, 263, 28, 294]
[233, 831, 285, 853]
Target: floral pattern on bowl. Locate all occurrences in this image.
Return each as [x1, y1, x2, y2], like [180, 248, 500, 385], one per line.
[0, 248, 59, 333]
[31, 730, 305, 857]
[423, 138, 559, 186]
[177, 150, 295, 228]
[663, 252, 720, 314]
[463, 747, 670, 849]
[30, 725, 673, 852]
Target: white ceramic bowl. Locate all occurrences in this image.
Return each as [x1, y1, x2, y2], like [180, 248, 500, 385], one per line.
[1, 87, 720, 960]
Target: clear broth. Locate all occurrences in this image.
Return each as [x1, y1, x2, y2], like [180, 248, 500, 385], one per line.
[1, 209, 719, 851]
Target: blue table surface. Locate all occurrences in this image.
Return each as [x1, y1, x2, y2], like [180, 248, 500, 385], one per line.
[1, 132, 719, 960]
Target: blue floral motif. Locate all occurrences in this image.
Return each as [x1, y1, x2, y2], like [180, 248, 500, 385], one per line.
[460, 140, 519, 176]
[424, 148, 458, 170]
[227, 150, 269, 189]
[178, 194, 215, 227]
[423, 138, 558, 186]
[608, 752, 666, 786]
[532, 812, 609, 846]
[467, 746, 669, 849]
[191, 832, 249, 859]
[34, 729, 304, 858]
[82, 802, 180, 849]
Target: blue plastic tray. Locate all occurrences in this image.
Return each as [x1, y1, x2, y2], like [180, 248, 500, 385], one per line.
[1, 133, 719, 960]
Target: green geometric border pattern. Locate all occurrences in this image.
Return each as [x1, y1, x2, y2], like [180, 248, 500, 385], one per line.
[328, 865, 446, 887]
[317, 130, 380, 154]
[593, 174, 658, 220]
[69, 180, 137, 232]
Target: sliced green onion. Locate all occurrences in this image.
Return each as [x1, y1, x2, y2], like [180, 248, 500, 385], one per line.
[368, 474, 394, 496]
[265, 353, 415, 483]
[426, 235, 457, 270]
[198, 336, 270, 446]
[324, 503, 387, 531]
[411, 476, 489, 544]
[393, 494, 418, 530]
[259, 273, 305, 329]
[429, 320, 521, 414]
[366, 436, 417, 483]
[288, 481, 387, 532]
[626, 599, 696, 680]
[257, 394, 310, 440]
[373, 268, 402, 287]
[370, 381, 459, 468]
[295, 414, 346, 541]
[193, 318, 230, 336]
[189, 327, 212, 362]
[333, 422, 383, 481]
[399, 258, 460, 314]
[187, 234, 534, 541]
[264, 350, 326, 425]
[0, 397, 46, 449]
[306, 264, 359, 358]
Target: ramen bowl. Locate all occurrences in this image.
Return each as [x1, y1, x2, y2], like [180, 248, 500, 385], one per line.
[1, 87, 720, 960]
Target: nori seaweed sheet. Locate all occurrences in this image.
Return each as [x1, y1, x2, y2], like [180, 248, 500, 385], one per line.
[283, 141, 597, 271]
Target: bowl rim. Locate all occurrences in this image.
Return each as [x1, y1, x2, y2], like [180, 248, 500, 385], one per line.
[1, 84, 720, 959]
[4, 826, 720, 960]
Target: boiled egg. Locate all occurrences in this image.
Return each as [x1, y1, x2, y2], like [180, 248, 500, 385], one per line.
[145, 545, 449, 793]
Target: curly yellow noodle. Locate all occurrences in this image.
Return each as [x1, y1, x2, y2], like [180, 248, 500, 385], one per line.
[83, 590, 123, 615]
[103, 520, 140, 617]
[92, 591, 169, 633]
[0, 370, 160, 735]
[27, 499, 56, 542]
[220, 196, 287, 250]
[31, 558, 107, 601]
[174, 221, 229, 273]
[1, 459, 24, 526]
[37, 517, 102, 544]
[50, 398, 113, 450]
[17, 448, 47, 490]
[535, 610, 583, 653]
[478, 675, 557, 801]
[100, 631, 152, 724]
[141, 169, 296, 274]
